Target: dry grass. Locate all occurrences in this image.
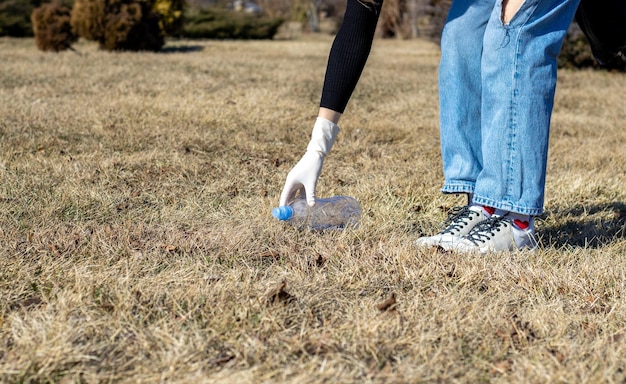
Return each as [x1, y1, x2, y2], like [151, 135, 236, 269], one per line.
[1, 35, 625, 383]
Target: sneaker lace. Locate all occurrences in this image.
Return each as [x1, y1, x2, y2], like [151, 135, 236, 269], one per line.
[440, 206, 480, 235]
[466, 216, 509, 244]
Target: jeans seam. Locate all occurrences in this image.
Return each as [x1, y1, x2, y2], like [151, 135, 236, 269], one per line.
[505, 29, 520, 201]
[503, 2, 539, 203]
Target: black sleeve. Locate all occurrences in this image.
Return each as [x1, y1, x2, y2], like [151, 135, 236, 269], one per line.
[575, 0, 626, 68]
[319, 0, 383, 113]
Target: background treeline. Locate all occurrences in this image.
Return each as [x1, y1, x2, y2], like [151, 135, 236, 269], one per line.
[0, 0, 622, 70]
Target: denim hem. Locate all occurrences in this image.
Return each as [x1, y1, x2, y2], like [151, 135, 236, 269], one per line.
[441, 182, 475, 195]
[472, 196, 543, 216]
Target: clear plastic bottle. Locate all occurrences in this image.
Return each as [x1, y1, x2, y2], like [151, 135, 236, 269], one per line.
[272, 196, 362, 230]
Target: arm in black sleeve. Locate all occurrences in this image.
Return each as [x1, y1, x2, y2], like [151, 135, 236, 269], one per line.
[320, 0, 383, 113]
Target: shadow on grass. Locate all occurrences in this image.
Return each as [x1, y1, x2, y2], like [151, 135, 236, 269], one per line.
[160, 45, 204, 54]
[539, 202, 626, 248]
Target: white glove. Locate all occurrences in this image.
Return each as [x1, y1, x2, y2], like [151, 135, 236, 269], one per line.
[279, 117, 340, 207]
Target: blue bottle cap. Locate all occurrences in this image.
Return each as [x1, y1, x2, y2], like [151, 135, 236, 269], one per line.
[272, 206, 294, 221]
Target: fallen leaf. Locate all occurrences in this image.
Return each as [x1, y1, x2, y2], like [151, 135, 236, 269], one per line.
[258, 250, 280, 259]
[17, 296, 44, 309]
[209, 353, 235, 366]
[265, 279, 295, 305]
[206, 274, 222, 282]
[48, 244, 60, 256]
[548, 348, 566, 363]
[491, 360, 511, 373]
[161, 244, 177, 252]
[495, 329, 510, 340]
[376, 292, 397, 312]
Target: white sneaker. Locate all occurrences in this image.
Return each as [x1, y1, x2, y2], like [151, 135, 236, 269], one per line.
[416, 205, 490, 249]
[451, 215, 538, 254]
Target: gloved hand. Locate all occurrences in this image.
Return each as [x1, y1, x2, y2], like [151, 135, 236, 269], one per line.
[279, 117, 340, 207]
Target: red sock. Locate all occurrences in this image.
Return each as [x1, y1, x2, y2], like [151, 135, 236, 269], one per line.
[482, 205, 496, 216]
[513, 219, 530, 230]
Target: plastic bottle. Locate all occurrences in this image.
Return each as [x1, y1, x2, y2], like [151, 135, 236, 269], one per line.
[272, 196, 362, 230]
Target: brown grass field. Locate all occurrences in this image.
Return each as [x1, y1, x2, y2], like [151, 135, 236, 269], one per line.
[1, 34, 625, 383]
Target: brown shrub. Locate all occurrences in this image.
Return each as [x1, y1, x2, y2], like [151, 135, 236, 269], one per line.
[101, 1, 163, 51]
[70, 0, 107, 41]
[31, 2, 77, 52]
[71, 0, 164, 52]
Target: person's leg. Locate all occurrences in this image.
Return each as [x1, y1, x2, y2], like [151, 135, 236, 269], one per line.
[439, 0, 495, 196]
[450, 0, 581, 253]
[473, 0, 580, 216]
[417, 0, 496, 249]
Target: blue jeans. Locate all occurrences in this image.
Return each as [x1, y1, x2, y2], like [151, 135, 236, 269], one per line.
[439, 0, 580, 215]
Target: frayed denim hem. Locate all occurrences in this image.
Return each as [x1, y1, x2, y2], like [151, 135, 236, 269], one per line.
[441, 182, 475, 195]
[472, 196, 543, 216]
